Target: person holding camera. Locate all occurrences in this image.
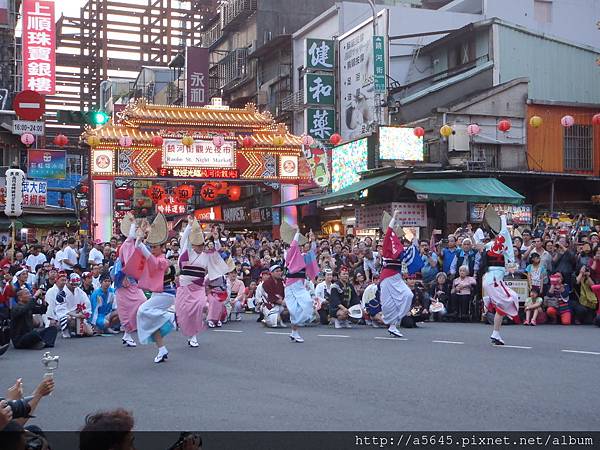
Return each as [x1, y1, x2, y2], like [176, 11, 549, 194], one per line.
[544, 272, 571, 325]
[10, 288, 57, 350]
[571, 265, 598, 324]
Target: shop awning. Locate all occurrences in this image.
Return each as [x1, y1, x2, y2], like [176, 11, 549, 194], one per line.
[404, 177, 524, 204]
[272, 193, 325, 208]
[318, 172, 404, 206]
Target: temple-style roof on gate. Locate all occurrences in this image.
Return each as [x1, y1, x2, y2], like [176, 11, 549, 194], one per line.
[118, 99, 275, 129]
[82, 99, 303, 149]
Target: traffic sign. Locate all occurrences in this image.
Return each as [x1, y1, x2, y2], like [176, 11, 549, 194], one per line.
[373, 35, 386, 93]
[13, 90, 45, 121]
[12, 120, 45, 136]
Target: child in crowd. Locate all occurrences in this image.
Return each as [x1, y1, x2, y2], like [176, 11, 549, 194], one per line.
[523, 287, 543, 326]
[525, 253, 547, 293]
[544, 272, 571, 325]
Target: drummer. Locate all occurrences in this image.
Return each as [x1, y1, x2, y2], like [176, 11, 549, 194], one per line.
[328, 267, 361, 329]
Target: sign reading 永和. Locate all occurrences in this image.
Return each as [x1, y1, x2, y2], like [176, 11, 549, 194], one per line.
[305, 39, 334, 70]
[163, 139, 235, 168]
[304, 74, 334, 106]
[186, 47, 209, 107]
[22, 0, 55, 95]
[373, 35, 386, 93]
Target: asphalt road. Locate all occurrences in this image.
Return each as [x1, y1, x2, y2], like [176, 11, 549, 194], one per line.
[2, 318, 600, 432]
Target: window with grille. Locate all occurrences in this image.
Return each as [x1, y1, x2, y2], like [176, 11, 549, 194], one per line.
[472, 144, 499, 169]
[66, 155, 82, 177]
[564, 125, 593, 171]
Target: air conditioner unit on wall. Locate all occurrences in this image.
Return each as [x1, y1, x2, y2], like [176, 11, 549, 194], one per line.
[448, 124, 470, 152]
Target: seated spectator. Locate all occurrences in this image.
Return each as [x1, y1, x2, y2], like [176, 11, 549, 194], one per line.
[571, 265, 598, 325]
[315, 269, 335, 325]
[329, 267, 359, 328]
[451, 265, 477, 322]
[523, 287, 543, 325]
[429, 272, 451, 322]
[1, 266, 15, 321]
[544, 272, 571, 325]
[10, 288, 57, 349]
[244, 280, 258, 311]
[401, 274, 430, 328]
[81, 272, 95, 297]
[363, 280, 384, 328]
[80, 409, 135, 450]
[89, 275, 119, 334]
[46, 273, 93, 338]
[11, 269, 32, 308]
[352, 271, 368, 299]
[589, 247, 600, 284]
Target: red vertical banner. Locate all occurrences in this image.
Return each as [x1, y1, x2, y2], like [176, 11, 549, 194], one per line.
[185, 47, 209, 106]
[22, 0, 55, 95]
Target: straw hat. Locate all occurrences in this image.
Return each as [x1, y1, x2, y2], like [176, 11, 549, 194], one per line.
[280, 221, 308, 245]
[120, 212, 135, 237]
[188, 219, 205, 246]
[381, 210, 405, 237]
[146, 213, 168, 246]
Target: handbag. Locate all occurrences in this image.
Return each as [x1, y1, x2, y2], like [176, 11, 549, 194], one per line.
[579, 282, 598, 310]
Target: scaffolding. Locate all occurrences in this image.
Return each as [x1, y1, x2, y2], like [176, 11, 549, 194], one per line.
[50, 0, 216, 129]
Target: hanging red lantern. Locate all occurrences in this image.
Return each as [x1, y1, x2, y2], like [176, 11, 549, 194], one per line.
[200, 183, 218, 202]
[80, 185, 89, 194]
[413, 127, 425, 138]
[137, 199, 145, 207]
[329, 133, 342, 146]
[497, 119, 512, 132]
[227, 185, 241, 201]
[592, 113, 600, 126]
[242, 136, 255, 148]
[147, 184, 165, 204]
[175, 184, 194, 203]
[53, 134, 69, 147]
[151, 135, 164, 147]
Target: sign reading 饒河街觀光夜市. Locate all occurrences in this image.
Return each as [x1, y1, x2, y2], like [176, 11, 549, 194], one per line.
[163, 139, 235, 168]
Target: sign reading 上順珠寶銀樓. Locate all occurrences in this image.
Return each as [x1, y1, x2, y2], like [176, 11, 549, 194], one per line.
[22, 0, 56, 95]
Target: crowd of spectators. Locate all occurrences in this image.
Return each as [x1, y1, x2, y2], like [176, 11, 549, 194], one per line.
[1, 215, 600, 358]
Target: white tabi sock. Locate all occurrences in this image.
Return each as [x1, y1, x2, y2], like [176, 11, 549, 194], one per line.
[388, 324, 400, 333]
[491, 330, 501, 339]
[158, 346, 168, 356]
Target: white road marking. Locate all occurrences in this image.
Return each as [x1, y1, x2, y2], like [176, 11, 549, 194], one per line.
[561, 349, 600, 356]
[433, 340, 464, 345]
[318, 334, 349, 338]
[374, 336, 408, 341]
[212, 329, 243, 333]
[494, 345, 532, 349]
[265, 332, 290, 336]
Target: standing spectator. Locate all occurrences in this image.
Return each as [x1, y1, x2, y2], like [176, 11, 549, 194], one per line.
[25, 245, 46, 271]
[88, 239, 105, 267]
[10, 288, 57, 349]
[362, 248, 380, 281]
[552, 237, 576, 286]
[588, 247, 600, 284]
[523, 237, 551, 273]
[61, 238, 79, 274]
[440, 235, 458, 275]
[419, 240, 438, 286]
[314, 269, 335, 325]
[525, 253, 547, 293]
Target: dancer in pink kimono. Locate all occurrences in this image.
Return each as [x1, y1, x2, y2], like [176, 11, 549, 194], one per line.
[113, 219, 147, 347]
[175, 217, 229, 347]
[285, 228, 319, 343]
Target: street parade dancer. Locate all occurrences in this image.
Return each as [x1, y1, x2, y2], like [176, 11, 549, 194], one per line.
[176, 216, 229, 347]
[125, 213, 177, 363]
[480, 208, 520, 345]
[113, 215, 148, 347]
[380, 210, 414, 338]
[284, 225, 319, 343]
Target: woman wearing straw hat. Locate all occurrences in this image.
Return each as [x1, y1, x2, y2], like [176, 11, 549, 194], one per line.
[129, 214, 177, 363]
[176, 216, 229, 347]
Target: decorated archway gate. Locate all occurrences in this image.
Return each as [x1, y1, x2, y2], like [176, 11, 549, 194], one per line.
[84, 99, 311, 240]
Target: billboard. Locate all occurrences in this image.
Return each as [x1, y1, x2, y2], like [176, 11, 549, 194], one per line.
[331, 138, 368, 192]
[469, 204, 533, 225]
[186, 47, 209, 107]
[22, 0, 56, 94]
[338, 11, 387, 140]
[379, 127, 424, 161]
[28, 149, 66, 179]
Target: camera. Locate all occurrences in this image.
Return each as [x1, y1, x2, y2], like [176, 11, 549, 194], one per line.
[2, 395, 34, 418]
